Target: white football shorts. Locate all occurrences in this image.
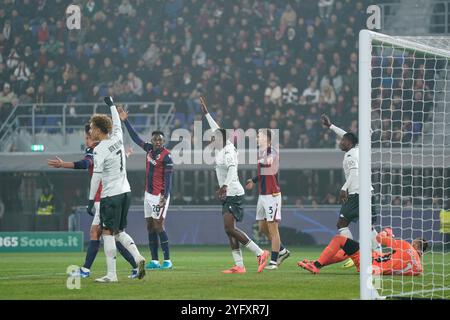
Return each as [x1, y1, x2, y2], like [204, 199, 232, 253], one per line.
[91, 201, 101, 226]
[256, 194, 282, 222]
[144, 192, 170, 219]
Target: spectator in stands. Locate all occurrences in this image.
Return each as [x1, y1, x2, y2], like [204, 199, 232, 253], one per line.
[192, 44, 206, 67]
[0, 82, 17, 119]
[18, 86, 34, 104]
[321, 65, 343, 95]
[318, 0, 334, 19]
[98, 57, 115, 86]
[6, 48, 19, 70]
[302, 80, 320, 104]
[13, 61, 30, 92]
[127, 72, 143, 97]
[265, 79, 282, 106]
[280, 4, 297, 35]
[321, 80, 336, 105]
[282, 82, 299, 106]
[37, 21, 49, 45]
[118, 0, 135, 16]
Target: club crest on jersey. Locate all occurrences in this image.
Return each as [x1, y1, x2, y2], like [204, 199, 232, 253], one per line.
[147, 153, 157, 165]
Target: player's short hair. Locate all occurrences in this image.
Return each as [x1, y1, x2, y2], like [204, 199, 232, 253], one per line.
[259, 128, 272, 142]
[343, 132, 358, 146]
[84, 123, 91, 134]
[90, 114, 112, 135]
[151, 130, 165, 137]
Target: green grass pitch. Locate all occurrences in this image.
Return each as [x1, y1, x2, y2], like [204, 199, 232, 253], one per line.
[0, 246, 448, 299]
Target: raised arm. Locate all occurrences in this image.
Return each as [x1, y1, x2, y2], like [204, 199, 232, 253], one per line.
[321, 114, 347, 138]
[104, 96, 122, 139]
[376, 228, 406, 250]
[200, 96, 220, 132]
[117, 105, 152, 152]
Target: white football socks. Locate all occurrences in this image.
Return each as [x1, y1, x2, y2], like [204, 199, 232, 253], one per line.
[232, 249, 244, 267]
[245, 240, 264, 256]
[103, 235, 117, 279]
[338, 227, 353, 239]
[115, 232, 143, 263]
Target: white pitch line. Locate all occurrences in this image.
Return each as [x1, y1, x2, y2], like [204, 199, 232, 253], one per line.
[0, 269, 135, 281]
[0, 272, 67, 280]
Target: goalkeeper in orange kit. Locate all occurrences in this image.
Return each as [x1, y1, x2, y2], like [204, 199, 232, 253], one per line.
[297, 228, 428, 276]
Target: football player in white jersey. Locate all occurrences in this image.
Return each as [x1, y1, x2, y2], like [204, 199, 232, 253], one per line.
[200, 96, 269, 274]
[87, 96, 146, 282]
[321, 114, 380, 267]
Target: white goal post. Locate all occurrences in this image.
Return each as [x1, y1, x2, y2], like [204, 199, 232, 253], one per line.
[359, 30, 450, 300]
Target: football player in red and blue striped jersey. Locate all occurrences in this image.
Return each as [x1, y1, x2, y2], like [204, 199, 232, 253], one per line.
[118, 107, 174, 270]
[246, 129, 290, 269]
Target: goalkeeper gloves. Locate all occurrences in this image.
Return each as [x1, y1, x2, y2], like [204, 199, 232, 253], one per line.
[104, 96, 114, 107]
[86, 200, 95, 216]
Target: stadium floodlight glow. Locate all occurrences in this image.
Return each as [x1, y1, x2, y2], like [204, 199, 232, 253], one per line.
[359, 30, 450, 300]
[30, 144, 45, 152]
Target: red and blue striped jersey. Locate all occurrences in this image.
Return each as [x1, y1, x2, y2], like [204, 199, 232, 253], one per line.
[256, 146, 280, 195]
[141, 144, 173, 196]
[123, 119, 174, 197]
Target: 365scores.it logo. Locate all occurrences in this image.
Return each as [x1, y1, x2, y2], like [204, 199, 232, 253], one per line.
[66, 4, 81, 30]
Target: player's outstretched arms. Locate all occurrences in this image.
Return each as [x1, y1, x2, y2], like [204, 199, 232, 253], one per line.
[48, 155, 93, 169]
[321, 113, 346, 138]
[119, 107, 150, 151]
[321, 114, 332, 128]
[117, 105, 128, 122]
[200, 96, 220, 132]
[376, 228, 402, 249]
[199, 96, 209, 114]
[104, 96, 123, 138]
[47, 156, 74, 169]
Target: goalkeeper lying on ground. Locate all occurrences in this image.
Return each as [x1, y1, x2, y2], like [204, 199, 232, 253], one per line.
[297, 228, 428, 276]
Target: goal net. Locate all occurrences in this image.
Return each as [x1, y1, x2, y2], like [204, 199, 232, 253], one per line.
[359, 30, 450, 300]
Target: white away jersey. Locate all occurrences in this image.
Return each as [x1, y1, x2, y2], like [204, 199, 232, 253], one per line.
[343, 147, 359, 194]
[215, 141, 245, 197]
[93, 106, 131, 197]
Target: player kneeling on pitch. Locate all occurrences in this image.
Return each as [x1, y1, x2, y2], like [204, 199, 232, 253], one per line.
[87, 96, 146, 282]
[297, 228, 427, 276]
